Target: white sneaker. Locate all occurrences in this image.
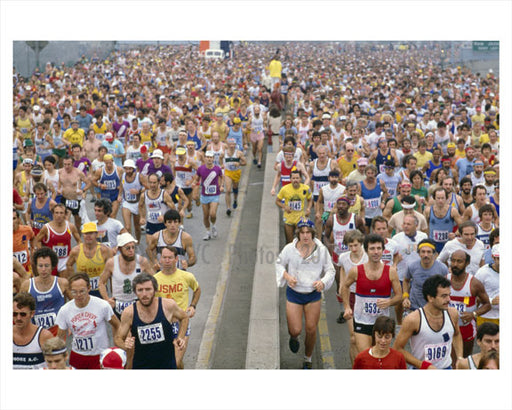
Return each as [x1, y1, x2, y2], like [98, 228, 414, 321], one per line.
[211, 226, 218, 238]
[203, 231, 211, 241]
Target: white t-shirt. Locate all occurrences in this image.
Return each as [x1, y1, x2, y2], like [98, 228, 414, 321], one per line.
[95, 218, 125, 248]
[392, 231, 428, 281]
[55, 296, 114, 356]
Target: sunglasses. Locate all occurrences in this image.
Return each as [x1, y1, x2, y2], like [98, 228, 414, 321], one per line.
[13, 312, 29, 318]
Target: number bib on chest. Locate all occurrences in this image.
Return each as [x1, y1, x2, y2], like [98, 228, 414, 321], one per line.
[206, 185, 217, 195]
[73, 336, 96, 353]
[52, 245, 68, 258]
[34, 312, 56, 329]
[104, 180, 117, 190]
[137, 323, 165, 344]
[424, 341, 450, 364]
[65, 199, 79, 210]
[125, 192, 137, 202]
[13, 251, 28, 264]
[289, 200, 302, 211]
[433, 230, 449, 243]
[364, 198, 380, 209]
[448, 300, 465, 314]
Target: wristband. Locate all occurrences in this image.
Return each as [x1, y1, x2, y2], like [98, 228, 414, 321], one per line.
[189, 304, 196, 309]
[402, 292, 409, 298]
[472, 311, 477, 318]
[420, 360, 432, 370]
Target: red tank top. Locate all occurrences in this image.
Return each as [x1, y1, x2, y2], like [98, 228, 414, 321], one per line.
[280, 160, 297, 186]
[43, 221, 72, 261]
[355, 264, 391, 297]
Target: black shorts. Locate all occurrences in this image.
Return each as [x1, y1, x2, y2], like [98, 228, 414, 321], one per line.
[353, 319, 373, 336]
[182, 187, 192, 196]
[61, 197, 81, 216]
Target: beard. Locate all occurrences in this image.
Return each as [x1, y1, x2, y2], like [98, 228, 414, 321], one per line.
[120, 251, 135, 262]
[451, 266, 465, 276]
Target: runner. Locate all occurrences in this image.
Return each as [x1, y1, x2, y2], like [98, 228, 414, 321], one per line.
[41, 337, 73, 369]
[223, 137, 247, 216]
[34, 203, 81, 276]
[92, 153, 124, 219]
[393, 275, 464, 369]
[154, 246, 201, 369]
[13, 292, 53, 369]
[275, 218, 335, 369]
[119, 159, 146, 242]
[19, 247, 69, 336]
[56, 272, 120, 369]
[93, 198, 127, 248]
[139, 173, 176, 235]
[13, 209, 35, 275]
[66, 222, 114, 296]
[341, 234, 402, 354]
[193, 151, 224, 240]
[114, 273, 189, 369]
[456, 322, 499, 369]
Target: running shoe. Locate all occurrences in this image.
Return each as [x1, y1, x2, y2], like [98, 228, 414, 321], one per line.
[303, 361, 313, 370]
[90, 198, 96, 203]
[186, 212, 193, 219]
[257, 163, 261, 168]
[289, 336, 300, 353]
[212, 226, 218, 238]
[226, 209, 231, 216]
[336, 311, 346, 324]
[203, 232, 211, 241]
[253, 158, 257, 165]
[233, 200, 238, 209]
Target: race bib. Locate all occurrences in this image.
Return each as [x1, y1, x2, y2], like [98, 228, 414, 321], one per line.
[21, 127, 28, 134]
[148, 212, 161, 221]
[73, 336, 95, 352]
[65, 199, 79, 210]
[314, 180, 329, 193]
[115, 300, 135, 315]
[326, 200, 335, 211]
[34, 312, 56, 329]
[363, 300, 382, 316]
[433, 230, 449, 243]
[289, 200, 302, 211]
[107, 148, 116, 155]
[424, 342, 450, 364]
[125, 192, 137, 202]
[365, 198, 379, 209]
[104, 180, 117, 190]
[143, 141, 152, 149]
[448, 300, 466, 314]
[137, 323, 165, 345]
[206, 185, 217, 195]
[33, 220, 44, 229]
[52, 245, 68, 258]
[13, 251, 28, 264]
[89, 276, 99, 291]
[96, 134, 104, 141]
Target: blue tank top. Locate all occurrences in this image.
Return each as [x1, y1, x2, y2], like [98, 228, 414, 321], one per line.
[425, 160, 443, 180]
[30, 197, 53, 231]
[228, 127, 244, 151]
[429, 206, 454, 253]
[29, 277, 65, 330]
[489, 196, 499, 216]
[375, 149, 393, 174]
[99, 167, 121, 200]
[360, 180, 382, 218]
[131, 298, 176, 369]
[187, 131, 202, 151]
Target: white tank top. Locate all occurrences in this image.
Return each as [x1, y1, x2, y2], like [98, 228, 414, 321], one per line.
[411, 308, 454, 369]
[321, 184, 345, 212]
[145, 190, 168, 224]
[312, 158, 331, 196]
[174, 159, 194, 188]
[111, 254, 141, 312]
[332, 213, 356, 256]
[122, 172, 143, 203]
[13, 327, 46, 369]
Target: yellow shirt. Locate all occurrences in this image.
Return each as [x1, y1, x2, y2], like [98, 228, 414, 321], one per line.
[63, 128, 85, 146]
[337, 155, 360, 178]
[269, 60, 282, 78]
[76, 244, 106, 291]
[413, 151, 433, 169]
[277, 183, 312, 225]
[155, 269, 199, 310]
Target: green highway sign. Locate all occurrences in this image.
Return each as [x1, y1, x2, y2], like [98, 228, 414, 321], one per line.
[472, 41, 499, 52]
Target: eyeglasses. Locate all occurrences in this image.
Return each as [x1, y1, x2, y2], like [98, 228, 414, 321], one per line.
[70, 289, 88, 296]
[13, 312, 29, 318]
[123, 245, 135, 250]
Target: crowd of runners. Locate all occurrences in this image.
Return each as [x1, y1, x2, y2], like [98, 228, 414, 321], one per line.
[12, 41, 499, 370]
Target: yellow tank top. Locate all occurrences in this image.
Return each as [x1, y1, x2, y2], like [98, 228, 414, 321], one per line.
[17, 117, 32, 136]
[348, 194, 362, 215]
[18, 171, 28, 196]
[76, 244, 106, 290]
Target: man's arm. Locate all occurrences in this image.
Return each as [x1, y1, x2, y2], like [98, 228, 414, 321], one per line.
[383, 197, 395, 220]
[98, 258, 115, 307]
[65, 246, 79, 279]
[33, 225, 48, 249]
[114, 305, 134, 351]
[448, 308, 464, 368]
[186, 285, 201, 318]
[393, 311, 434, 369]
[108, 312, 120, 340]
[163, 298, 189, 351]
[341, 266, 358, 319]
[145, 232, 159, 270]
[181, 232, 196, 268]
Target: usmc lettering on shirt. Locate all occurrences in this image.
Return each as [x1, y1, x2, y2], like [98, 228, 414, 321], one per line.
[158, 283, 184, 297]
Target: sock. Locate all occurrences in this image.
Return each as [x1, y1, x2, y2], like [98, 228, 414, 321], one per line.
[304, 355, 312, 363]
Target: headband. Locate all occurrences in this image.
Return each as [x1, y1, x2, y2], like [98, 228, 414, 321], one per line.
[484, 170, 497, 175]
[46, 347, 67, 356]
[418, 242, 435, 251]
